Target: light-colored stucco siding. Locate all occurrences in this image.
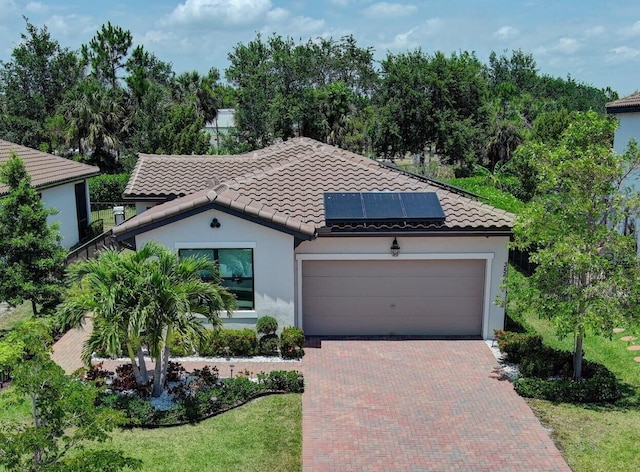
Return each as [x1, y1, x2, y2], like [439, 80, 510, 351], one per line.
[613, 112, 640, 154]
[133, 209, 296, 331]
[295, 235, 510, 339]
[41, 182, 80, 249]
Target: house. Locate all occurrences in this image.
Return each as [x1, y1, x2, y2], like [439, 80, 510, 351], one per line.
[0, 140, 100, 249]
[204, 109, 235, 149]
[114, 138, 514, 339]
[606, 92, 640, 154]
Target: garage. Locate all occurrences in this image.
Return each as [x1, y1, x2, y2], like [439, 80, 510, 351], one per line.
[302, 259, 485, 336]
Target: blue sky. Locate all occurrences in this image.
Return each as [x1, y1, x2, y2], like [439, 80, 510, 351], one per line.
[1, 0, 639, 96]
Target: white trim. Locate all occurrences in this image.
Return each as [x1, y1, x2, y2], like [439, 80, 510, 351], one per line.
[296, 252, 495, 338]
[295, 252, 494, 261]
[221, 310, 258, 319]
[482, 258, 493, 339]
[175, 242, 257, 249]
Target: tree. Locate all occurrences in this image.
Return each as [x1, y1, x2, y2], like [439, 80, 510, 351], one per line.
[0, 153, 66, 315]
[0, 18, 80, 149]
[81, 22, 132, 89]
[61, 242, 235, 397]
[0, 319, 141, 471]
[138, 243, 236, 397]
[512, 111, 640, 380]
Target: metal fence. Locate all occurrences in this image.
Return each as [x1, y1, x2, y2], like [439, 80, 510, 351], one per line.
[90, 202, 136, 230]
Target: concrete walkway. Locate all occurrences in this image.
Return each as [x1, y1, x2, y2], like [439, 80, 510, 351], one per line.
[51, 327, 570, 471]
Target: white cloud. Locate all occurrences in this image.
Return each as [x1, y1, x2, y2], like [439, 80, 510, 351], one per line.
[266, 7, 290, 23]
[45, 14, 96, 39]
[493, 26, 519, 40]
[363, 2, 418, 19]
[381, 27, 418, 50]
[621, 20, 640, 38]
[551, 37, 581, 54]
[330, 0, 350, 6]
[584, 25, 604, 37]
[0, 0, 17, 17]
[25, 2, 47, 14]
[166, 0, 272, 28]
[607, 46, 640, 63]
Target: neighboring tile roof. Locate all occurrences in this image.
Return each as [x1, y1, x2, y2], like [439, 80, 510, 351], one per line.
[606, 92, 640, 113]
[0, 140, 100, 196]
[116, 138, 514, 238]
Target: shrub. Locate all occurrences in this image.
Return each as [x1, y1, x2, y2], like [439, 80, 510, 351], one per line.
[169, 332, 195, 357]
[88, 173, 130, 202]
[258, 334, 279, 356]
[495, 330, 545, 364]
[258, 370, 304, 393]
[514, 363, 621, 403]
[256, 315, 278, 335]
[280, 327, 305, 359]
[220, 376, 262, 404]
[197, 329, 257, 357]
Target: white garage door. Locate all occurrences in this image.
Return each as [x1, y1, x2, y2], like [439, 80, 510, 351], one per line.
[302, 259, 485, 336]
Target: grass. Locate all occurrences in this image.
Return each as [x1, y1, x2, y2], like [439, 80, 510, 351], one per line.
[508, 267, 640, 471]
[0, 302, 33, 334]
[99, 394, 301, 472]
[0, 391, 302, 472]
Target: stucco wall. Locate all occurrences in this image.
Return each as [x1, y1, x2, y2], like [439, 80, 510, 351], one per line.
[41, 182, 79, 249]
[613, 112, 640, 154]
[295, 235, 510, 339]
[133, 208, 296, 331]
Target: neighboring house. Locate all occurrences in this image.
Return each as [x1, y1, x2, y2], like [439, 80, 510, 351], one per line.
[115, 138, 514, 339]
[606, 92, 640, 154]
[204, 109, 235, 149]
[0, 140, 100, 249]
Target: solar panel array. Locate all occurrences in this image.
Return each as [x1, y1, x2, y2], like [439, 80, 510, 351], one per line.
[324, 192, 446, 225]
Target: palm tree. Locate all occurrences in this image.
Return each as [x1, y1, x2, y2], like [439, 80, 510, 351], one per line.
[137, 243, 236, 397]
[59, 248, 151, 385]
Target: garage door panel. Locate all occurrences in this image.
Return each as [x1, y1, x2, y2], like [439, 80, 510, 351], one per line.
[302, 259, 485, 336]
[303, 275, 484, 298]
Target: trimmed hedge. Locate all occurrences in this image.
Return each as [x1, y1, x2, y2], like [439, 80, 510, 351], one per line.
[256, 315, 278, 335]
[88, 173, 130, 202]
[280, 327, 305, 359]
[197, 328, 257, 357]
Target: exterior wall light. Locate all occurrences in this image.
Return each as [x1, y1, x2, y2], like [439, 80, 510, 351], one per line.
[391, 237, 400, 257]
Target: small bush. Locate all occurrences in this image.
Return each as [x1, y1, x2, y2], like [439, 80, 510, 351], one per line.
[258, 370, 304, 393]
[197, 329, 257, 357]
[495, 330, 545, 364]
[280, 327, 305, 359]
[169, 332, 195, 357]
[220, 376, 261, 404]
[256, 315, 278, 335]
[514, 363, 621, 403]
[258, 334, 279, 356]
[88, 173, 130, 202]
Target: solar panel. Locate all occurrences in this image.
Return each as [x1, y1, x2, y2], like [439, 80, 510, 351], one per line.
[324, 192, 445, 225]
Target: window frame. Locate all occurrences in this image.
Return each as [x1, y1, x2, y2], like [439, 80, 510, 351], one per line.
[178, 247, 255, 311]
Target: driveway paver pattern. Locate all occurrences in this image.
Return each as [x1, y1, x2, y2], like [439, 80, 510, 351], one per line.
[302, 339, 570, 471]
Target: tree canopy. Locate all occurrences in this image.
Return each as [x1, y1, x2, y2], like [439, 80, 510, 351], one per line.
[0, 153, 66, 315]
[512, 111, 640, 379]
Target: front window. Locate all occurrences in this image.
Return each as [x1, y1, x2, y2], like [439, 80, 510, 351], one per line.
[178, 248, 254, 310]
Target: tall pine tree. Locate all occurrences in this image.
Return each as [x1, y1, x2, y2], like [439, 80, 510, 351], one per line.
[0, 153, 66, 314]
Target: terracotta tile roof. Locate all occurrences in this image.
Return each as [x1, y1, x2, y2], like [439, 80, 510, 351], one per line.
[116, 138, 514, 238]
[606, 92, 640, 112]
[0, 140, 100, 196]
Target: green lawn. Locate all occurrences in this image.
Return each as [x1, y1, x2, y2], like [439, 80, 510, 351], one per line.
[508, 267, 640, 471]
[0, 390, 302, 472]
[0, 302, 33, 333]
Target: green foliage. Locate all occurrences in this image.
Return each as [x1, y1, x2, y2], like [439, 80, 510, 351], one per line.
[258, 334, 280, 356]
[512, 112, 640, 379]
[374, 49, 489, 174]
[0, 153, 66, 315]
[514, 366, 621, 403]
[256, 315, 278, 335]
[258, 370, 304, 393]
[88, 173, 130, 202]
[0, 319, 140, 471]
[280, 327, 305, 359]
[447, 176, 524, 213]
[198, 328, 257, 357]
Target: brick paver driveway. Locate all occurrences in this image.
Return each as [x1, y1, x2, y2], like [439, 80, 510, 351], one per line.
[302, 340, 570, 471]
